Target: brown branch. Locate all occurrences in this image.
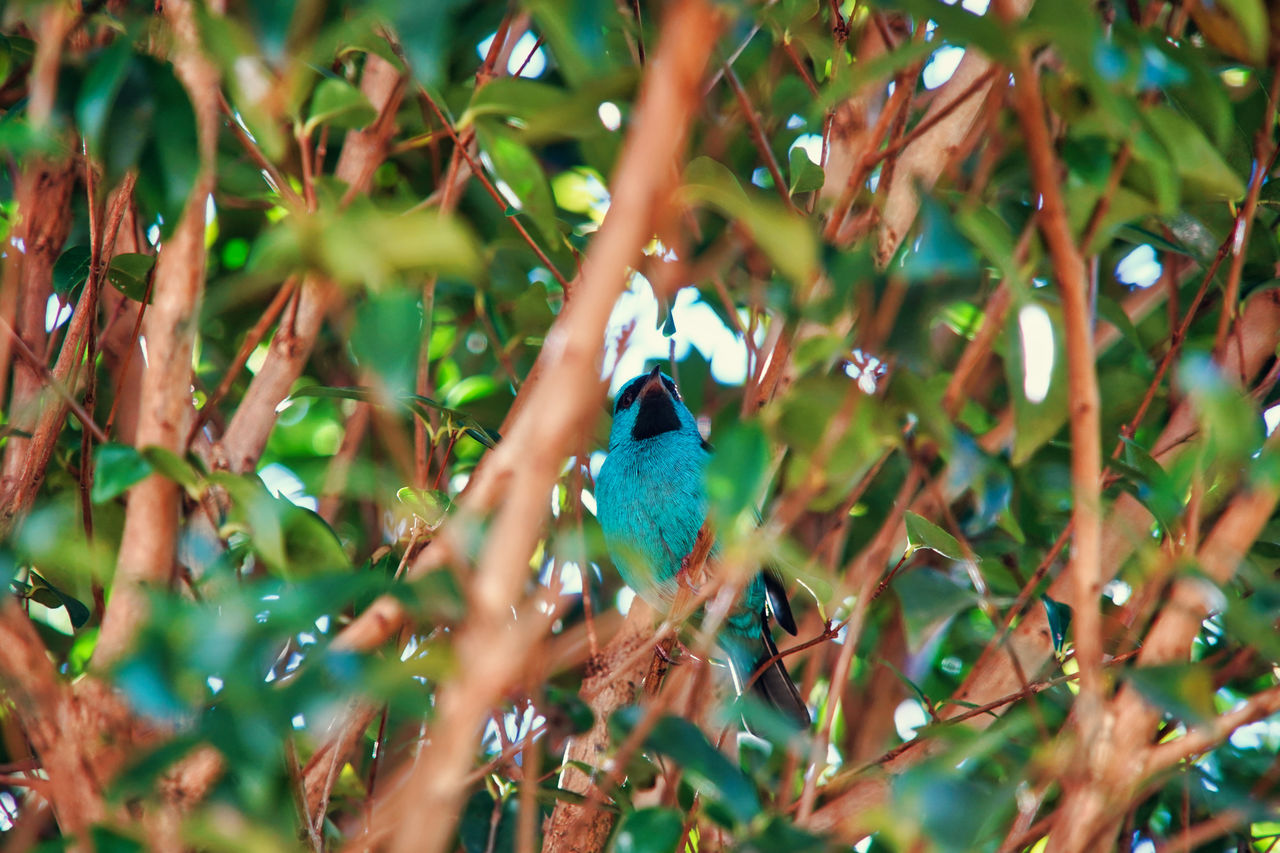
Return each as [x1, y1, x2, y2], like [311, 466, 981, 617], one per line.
[1147, 684, 1280, 776]
[343, 7, 723, 852]
[1003, 6, 1106, 783]
[416, 88, 572, 292]
[0, 159, 77, 499]
[95, 0, 220, 667]
[185, 275, 298, 448]
[1213, 60, 1280, 355]
[220, 54, 405, 474]
[875, 0, 1032, 264]
[722, 62, 797, 211]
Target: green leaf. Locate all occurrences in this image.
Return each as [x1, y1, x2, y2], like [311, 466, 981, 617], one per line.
[53, 245, 92, 296]
[1179, 353, 1264, 466]
[631, 714, 761, 825]
[103, 57, 200, 237]
[396, 487, 452, 528]
[475, 120, 560, 244]
[1006, 299, 1070, 465]
[904, 512, 965, 561]
[106, 253, 155, 302]
[894, 768, 1013, 853]
[897, 199, 980, 283]
[249, 203, 480, 289]
[444, 374, 498, 408]
[682, 156, 817, 285]
[787, 145, 824, 194]
[461, 74, 633, 143]
[92, 443, 154, 503]
[526, 0, 620, 88]
[895, 569, 979, 653]
[1118, 437, 1183, 532]
[1040, 594, 1072, 655]
[139, 446, 202, 494]
[1143, 105, 1247, 201]
[304, 76, 376, 135]
[351, 291, 421, 396]
[287, 385, 500, 450]
[611, 808, 684, 853]
[1199, 0, 1269, 63]
[1125, 663, 1216, 725]
[75, 39, 134, 162]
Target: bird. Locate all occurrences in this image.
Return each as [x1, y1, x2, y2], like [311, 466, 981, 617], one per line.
[594, 365, 810, 730]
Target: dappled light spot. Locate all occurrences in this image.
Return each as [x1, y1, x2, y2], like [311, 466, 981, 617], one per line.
[894, 699, 928, 741]
[923, 45, 966, 89]
[1116, 244, 1162, 289]
[476, 30, 546, 78]
[1018, 304, 1055, 404]
[597, 101, 621, 130]
[44, 294, 71, 332]
[603, 278, 761, 392]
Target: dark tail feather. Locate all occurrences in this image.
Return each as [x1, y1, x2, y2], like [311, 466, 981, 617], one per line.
[726, 616, 809, 733]
[750, 624, 810, 730]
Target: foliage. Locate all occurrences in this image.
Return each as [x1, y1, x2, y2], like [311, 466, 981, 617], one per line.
[1, 0, 1279, 851]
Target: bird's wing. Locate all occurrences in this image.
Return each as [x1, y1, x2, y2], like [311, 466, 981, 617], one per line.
[762, 567, 798, 636]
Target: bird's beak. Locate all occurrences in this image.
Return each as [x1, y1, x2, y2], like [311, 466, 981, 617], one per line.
[639, 365, 667, 400]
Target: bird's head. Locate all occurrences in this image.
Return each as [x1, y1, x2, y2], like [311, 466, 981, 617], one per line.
[609, 365, 699, 450]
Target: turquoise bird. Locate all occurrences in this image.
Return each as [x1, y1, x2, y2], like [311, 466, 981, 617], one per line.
[595, 366, 809, 729]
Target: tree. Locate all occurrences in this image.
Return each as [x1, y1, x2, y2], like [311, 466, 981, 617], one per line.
[1, 0, 1278, 850]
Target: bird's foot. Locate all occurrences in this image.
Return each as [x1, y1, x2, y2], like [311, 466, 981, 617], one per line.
[653, 642, 679, 665]
[675, 558, 700, 593]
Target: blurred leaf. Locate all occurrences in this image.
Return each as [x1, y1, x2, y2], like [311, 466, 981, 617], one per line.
[895, 569, 979, 653]
[612, 808, 684, 853]
[462, 75, 627, 142]
[904, 512, 965, 561]
[250, 203, 480, 288]
[898, 199, 980, 283]
[1143, 105, 1246, 201]
[351, 291, 421, 396]
[135, 59, 200, 236]
[894, 767, 1013, 853]
[1179, 353, 1264, 465]
[92, 443, 154, 503]
[526, 0, 620, 88]
[288, 385, 499, 449]
[1187, 0, 1269, 62]
[683, 156, 817, 285]
[140, 446, 201, 493]
[397, 487, 452, 528]
[1126, 663, 1216, 724]
[76, 39, 134, 164]
[304, 76, 376, 134]
[388, 1, 463, 85]
[706, 422, 770, 524]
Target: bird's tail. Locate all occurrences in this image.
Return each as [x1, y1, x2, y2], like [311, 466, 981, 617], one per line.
[724, 617, 810, 732]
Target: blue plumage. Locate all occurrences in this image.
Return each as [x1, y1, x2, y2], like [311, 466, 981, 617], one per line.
[595, 366, 809, 729]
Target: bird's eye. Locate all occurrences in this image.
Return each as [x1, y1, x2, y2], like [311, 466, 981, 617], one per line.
[662, 378, 681, 401]
[615, 386, 639, 413]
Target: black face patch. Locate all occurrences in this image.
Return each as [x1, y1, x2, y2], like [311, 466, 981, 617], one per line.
[631, 391, 682, 440]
